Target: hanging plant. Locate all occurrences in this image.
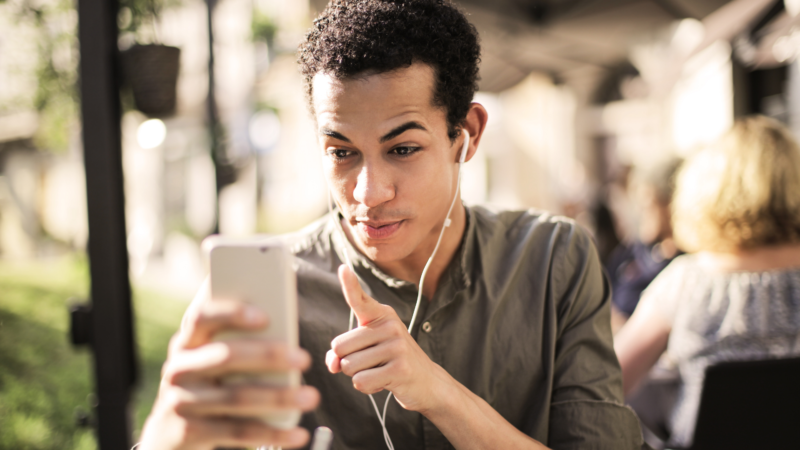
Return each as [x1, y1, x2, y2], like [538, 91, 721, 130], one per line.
[120, 44, 180, 117]
[118, 0, 183, 117]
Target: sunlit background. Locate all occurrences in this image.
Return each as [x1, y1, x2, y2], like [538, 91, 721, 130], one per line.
[1, 0, 799, 447]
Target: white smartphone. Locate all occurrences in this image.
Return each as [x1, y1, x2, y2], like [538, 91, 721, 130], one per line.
[201, 235, 301, 429]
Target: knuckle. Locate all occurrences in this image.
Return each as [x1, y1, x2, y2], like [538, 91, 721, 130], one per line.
[216, 299, 249, 323]
[214, 343, 236, 365]
[230, 302, 250, 323]
[352, 373, 370, 392]
[162, 364, 183, 386]
[161, 387, 183, 410]
[172, 396, 194, 416]
[395, 359, 411, 377]
[388, 319, 406, 336]
[330, 337, 345, 356]
[228, 386, 250, 406]
[385, 337, 405, 356]
[188, 312, 205, 333]
[229, 421, 250, 440]
[340, 358, 354, 377]
[229, 420, 261, 442]
[260, 342, 282, 364]
[273, 389, 292, 407]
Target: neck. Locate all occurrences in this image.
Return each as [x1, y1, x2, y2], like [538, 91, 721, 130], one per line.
[697, 243, 800, 272]
[341, 203, 467, 300]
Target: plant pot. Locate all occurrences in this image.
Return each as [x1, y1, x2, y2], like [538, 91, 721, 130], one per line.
[121, 44, 181, 117]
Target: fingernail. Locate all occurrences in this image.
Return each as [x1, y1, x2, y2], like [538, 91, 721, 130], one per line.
[325, 349, 335, 367]
[243, 305, 266, 325]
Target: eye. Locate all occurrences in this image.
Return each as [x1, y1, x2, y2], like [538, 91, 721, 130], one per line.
[391, 146, 420, 157]
[326, 148, 354, 160]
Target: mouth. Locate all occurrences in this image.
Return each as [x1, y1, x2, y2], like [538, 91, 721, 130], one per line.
[355, 219, 405, 240]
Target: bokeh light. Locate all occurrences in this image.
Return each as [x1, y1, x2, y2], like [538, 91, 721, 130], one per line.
[136, 118, 167, 149]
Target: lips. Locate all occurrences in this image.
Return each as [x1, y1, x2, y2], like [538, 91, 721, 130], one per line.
[356, 220, 404, 239]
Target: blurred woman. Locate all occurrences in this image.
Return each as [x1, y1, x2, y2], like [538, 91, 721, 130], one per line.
[615, 116, 800, 448]
[606, 157, 682, 334]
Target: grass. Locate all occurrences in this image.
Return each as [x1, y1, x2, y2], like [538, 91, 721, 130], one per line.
[0, 255, 187, 449]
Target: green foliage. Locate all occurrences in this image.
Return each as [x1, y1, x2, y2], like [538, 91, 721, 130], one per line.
[6, 0, 184, 153]
[0, 256, 186, 448]
[0, 256, 94, 449]
[252, 10, 277, 45]
[118, 0, 183, 43]
[129, 281, 188, 434]
[34, 90, 77, 153]
[9, 0, 80, 153]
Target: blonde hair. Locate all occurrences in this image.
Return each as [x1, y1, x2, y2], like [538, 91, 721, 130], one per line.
[672, 116, 800, 253]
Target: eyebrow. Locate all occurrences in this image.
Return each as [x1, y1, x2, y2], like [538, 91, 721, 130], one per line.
[379, 121, 427, 143]
[320, 128, 351, 143]
[319, 121, 428, 145]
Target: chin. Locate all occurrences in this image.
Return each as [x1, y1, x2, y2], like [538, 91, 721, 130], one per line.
[356, 239, 414, 264]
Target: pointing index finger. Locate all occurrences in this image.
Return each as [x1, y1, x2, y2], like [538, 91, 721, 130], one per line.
[338, 265, 386, 327]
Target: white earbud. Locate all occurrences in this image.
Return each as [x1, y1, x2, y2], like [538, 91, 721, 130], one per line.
[459, 129, 470, 164]
[444, 129, 469, 228]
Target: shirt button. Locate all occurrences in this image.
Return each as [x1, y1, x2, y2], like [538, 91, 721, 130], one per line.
[422, 321, 432, 333]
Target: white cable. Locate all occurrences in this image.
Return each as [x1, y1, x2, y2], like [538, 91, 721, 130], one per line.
[328, 130, 470, 450]
[311, 427, 334, 450]
[406, 130, 469, 335]
[327, 179, 394, 449]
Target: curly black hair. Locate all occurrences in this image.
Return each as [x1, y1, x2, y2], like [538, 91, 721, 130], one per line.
[297, 0, 481, 140]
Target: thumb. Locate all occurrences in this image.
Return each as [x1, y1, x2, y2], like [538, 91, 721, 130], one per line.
[338, 264, 386, 326]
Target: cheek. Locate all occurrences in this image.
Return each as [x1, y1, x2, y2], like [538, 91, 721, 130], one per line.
[399, 163, 455, 212]
[323, 164, 353, 198]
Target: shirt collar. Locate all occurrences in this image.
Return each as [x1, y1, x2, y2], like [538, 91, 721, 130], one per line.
[455, 204, 474, 290]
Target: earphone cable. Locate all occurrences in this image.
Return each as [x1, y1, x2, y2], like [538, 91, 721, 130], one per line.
[407, 131, 468, 336]
[326, 130, 469, 450]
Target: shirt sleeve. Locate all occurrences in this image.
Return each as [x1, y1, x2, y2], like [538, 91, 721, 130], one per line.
[547, 223, 648, 450]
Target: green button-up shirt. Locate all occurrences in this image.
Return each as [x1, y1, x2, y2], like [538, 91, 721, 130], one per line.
[287, 205, 645, 450]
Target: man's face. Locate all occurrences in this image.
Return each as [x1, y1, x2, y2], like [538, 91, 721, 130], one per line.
[313, 63, 461, 265]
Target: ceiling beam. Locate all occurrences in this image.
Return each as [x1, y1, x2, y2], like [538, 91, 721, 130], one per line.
[649, 0, 698, 19]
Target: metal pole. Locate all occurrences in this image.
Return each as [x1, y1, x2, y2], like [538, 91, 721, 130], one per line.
[206, 0, 237, 234]
[207, 0, 222, 234]
[76, 0, 139, 445]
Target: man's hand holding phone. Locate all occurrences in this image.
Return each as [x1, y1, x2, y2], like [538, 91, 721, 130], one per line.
[138, 283, 320, 450]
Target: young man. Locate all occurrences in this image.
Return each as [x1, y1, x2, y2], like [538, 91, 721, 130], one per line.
[139, 1, 646, 449]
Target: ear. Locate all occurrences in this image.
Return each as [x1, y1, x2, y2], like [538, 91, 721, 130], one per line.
[459, 103, 488, 164]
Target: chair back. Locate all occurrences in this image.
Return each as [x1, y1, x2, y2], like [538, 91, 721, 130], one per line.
[690, 356, 800, 450]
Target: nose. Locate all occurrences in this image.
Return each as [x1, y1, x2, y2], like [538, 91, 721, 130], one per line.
[352, 162, 394, 208]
